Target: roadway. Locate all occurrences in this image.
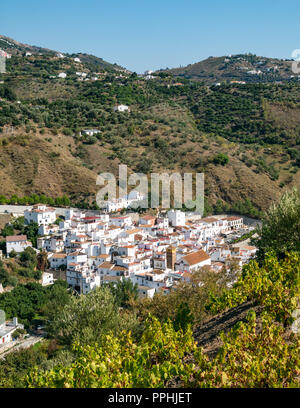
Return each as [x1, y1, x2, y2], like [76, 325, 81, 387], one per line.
[0, 334, 45, 360]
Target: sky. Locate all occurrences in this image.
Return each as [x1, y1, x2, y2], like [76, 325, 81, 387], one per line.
[1, 0, 300, 73]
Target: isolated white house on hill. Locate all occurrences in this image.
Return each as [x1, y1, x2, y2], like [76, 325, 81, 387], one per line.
[113, 104, 130, 112]
[80, 129, 101, 137]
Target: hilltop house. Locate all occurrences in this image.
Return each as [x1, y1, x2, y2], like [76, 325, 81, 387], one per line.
[113, 104, 130, 112]
[0, 50, 11, 58]
[80, 129, 101, 137]
[76, 72, 87, 77]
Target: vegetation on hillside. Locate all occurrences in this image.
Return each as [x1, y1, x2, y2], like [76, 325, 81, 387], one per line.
[0, 47, 299, 212]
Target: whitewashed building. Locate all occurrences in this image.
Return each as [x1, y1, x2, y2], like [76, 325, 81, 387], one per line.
[113, 104, 130, 112]
[25, 204, 56, 226]
[0, 316, 24, 346]
[41, 272, 54, 286]
[6, 235, 32, 254]
[167, 210, 186, 227]
[175, 249, 211, 273]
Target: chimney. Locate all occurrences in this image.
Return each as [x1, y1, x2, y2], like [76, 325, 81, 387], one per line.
[13, 317, 18, 326]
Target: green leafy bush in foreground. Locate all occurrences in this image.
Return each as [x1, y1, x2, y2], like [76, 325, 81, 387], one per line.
[26, 252, 300, 388]
[207, 251, 300, 325]
[26, 311, 299, 388]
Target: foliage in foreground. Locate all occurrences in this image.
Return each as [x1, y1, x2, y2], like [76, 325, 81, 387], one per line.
[46, 286, 139, 345]
[207, 251, 300, 325]
[186, 313, 300, 388]
[26, 312, 299, 388]
[26, 252, 300, 388]
[253, 188, 300, 261]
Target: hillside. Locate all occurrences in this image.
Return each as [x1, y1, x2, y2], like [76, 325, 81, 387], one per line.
[0, 38, 300, 214]
[161, 53, 296, 84]
[0, 35, 125, 72]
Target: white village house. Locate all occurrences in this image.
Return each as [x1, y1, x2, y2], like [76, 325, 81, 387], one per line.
[0, 316, 24, 346]
[167, 210, 186, 227]
[175, 249, 211, 273]
[24, 204, 56, 226]
[41, 272, 55, 286]
[6, 235, 32, 254]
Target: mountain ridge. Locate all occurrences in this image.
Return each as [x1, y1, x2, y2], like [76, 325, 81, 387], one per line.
[159, 53, 296, 84]
[0, 34, 126, 72]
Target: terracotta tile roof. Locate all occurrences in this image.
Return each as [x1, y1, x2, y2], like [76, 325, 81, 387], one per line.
[125, 228, 141, 234]
[112, 265, 127, 271]
[6, 235, 27, 242]
[201, 217, 219, 223]
[182, 249, 210, 266]
[241, 245, 256, 251]
[51, 253, 67, 259]
[140, 215, 156, 220]
[98, 261, 114, 269]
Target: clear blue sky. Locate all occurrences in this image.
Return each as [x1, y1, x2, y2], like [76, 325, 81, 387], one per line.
[1, 0, 300, 73]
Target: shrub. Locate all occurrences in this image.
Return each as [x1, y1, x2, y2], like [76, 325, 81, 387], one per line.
[213, 153, 229, 166]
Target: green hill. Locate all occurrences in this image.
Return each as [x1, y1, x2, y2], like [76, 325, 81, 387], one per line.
[0, 38, 300, 214]
[161, 53, 295, 84]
